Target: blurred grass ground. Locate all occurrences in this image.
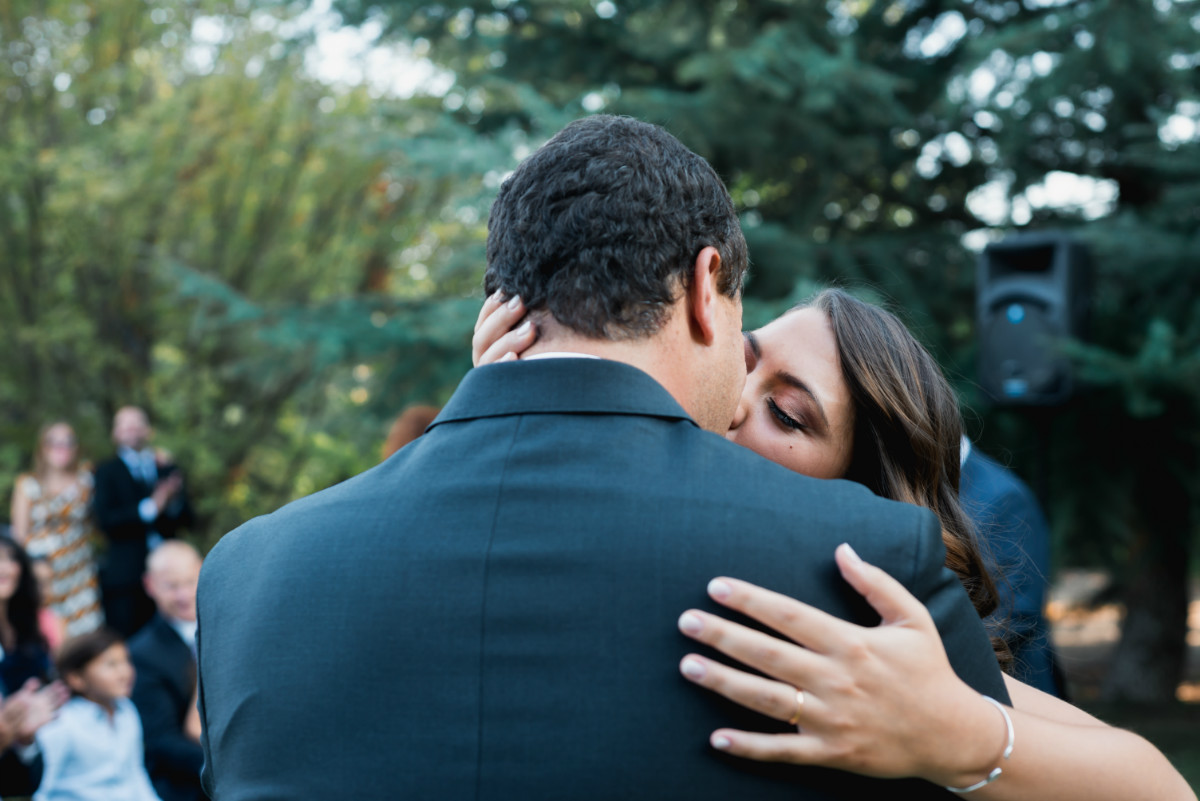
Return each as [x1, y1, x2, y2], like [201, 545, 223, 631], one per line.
[1051, 570, 1200, 792]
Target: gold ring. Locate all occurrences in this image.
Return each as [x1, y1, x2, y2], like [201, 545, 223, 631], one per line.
[787, 688, 805, 726]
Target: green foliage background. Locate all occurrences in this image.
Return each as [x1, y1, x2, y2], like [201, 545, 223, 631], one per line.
[3, 0, 1199, 701]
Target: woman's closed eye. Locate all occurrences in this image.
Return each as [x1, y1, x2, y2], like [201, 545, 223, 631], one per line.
[767, 398, 807, 431]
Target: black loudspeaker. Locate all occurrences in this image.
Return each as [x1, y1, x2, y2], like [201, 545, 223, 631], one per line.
[977, 232, 1090, 405]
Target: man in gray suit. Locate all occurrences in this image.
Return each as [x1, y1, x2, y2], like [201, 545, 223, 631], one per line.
[197, 115, 1006, 800]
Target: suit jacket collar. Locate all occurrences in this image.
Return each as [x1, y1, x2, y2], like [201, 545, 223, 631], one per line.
[148, 614, 189, 652]
[429, 359, 698, 430]
[111, 451, 138, 482]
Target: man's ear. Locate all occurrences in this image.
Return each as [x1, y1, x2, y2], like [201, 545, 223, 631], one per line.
[686, 246, 724, 346]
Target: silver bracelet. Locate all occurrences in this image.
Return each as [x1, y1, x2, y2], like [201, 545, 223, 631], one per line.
[944, 695, 1015, 794]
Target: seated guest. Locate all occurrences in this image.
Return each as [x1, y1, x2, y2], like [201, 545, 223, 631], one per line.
[128, 542, 203, 801]
[34, 629, 161, 801]
[0, 535, 52, 694]
[0, 535, 66, 796]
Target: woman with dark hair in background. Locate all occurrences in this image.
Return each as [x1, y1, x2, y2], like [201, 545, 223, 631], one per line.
[0, 535, 69, 797]
[0, 534, 53, 693]
[474, 287, 1194, 800]
[10, 422, 104, 638]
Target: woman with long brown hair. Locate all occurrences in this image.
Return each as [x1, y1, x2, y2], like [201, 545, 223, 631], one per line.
[9, 421, 104, 639]
[732, 289, 1007, 663]
[472, 287, 1194, 800]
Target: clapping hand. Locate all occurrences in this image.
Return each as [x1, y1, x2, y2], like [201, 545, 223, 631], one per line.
[1, 678, 69, 747]
[151, 472, 184, 510]
[677, 543, 1006, 788]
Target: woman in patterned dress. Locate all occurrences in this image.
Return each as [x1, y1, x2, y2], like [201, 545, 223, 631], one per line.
[9, 422, 104, 639]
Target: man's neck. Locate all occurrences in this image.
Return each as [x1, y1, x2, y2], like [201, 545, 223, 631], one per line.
[523, 327, 699, 426]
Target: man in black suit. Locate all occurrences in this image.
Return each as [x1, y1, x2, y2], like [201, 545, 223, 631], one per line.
[93, 406, 193, 637]
[129, 541, 205, 801]
[198, 115, 1007, 800]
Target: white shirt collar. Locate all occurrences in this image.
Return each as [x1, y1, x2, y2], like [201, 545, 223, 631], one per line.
[523, 352, 601, 361]
[165, 616, 197, 646]
[960, 435, 972, 468]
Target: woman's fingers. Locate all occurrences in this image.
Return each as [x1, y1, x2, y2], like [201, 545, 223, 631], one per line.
[705, 577, 848, 655]
[834, 543, 934, 630]
[477, 319, 536, 366]
[678, 653, 815, 724]
[472, 294, 536, 366]
[473, 291, 505, 334]
[678, 609, 822, 685]
[675, 549, 979, 782]
[709, 729, 828, 765]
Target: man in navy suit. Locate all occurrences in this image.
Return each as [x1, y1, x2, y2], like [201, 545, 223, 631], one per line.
[960, 438, 1064, 697]
[93, 406, 194, 637]
[129, 541, 205, 801]
[197, 115, 1007, 800]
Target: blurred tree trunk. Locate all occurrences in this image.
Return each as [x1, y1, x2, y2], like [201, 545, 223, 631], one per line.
[1102, 419, 1194, 702]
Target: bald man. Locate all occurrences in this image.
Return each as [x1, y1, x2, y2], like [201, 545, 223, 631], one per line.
[93, 406, 194, 637]
[128, 541, 204, 801]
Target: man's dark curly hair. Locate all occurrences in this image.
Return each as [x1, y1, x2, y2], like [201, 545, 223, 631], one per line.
[484, 115, 748, 340]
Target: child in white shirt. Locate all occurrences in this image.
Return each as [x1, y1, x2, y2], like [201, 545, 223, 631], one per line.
[35, 628, 161, 801]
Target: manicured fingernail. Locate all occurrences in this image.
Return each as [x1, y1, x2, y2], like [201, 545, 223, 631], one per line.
[840, 543, 863, 564]
[680, 658, 706, 680]
[711, 734, 732, 750]
[508, 295, 522, 309]
[677, 612, 703, 635]
[707, 579, 732, 601]
[517, 320, 532, 334]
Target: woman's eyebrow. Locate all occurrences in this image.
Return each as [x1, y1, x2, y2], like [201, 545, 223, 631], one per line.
[776, 371, 830, 430]
[745, 331, 761, 360]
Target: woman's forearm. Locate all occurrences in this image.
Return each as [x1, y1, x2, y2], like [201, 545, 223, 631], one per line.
[951, 701, 1195, 801]
[935, 674, 1196, 800]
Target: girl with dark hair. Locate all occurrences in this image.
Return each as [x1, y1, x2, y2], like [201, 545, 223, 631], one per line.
[35, 628, 160, 801]
[473, 288, 1194, 800]
[0, 535, 52, 694]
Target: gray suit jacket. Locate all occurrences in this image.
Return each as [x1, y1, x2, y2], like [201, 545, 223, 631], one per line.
[198, 359, 1006, 800]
